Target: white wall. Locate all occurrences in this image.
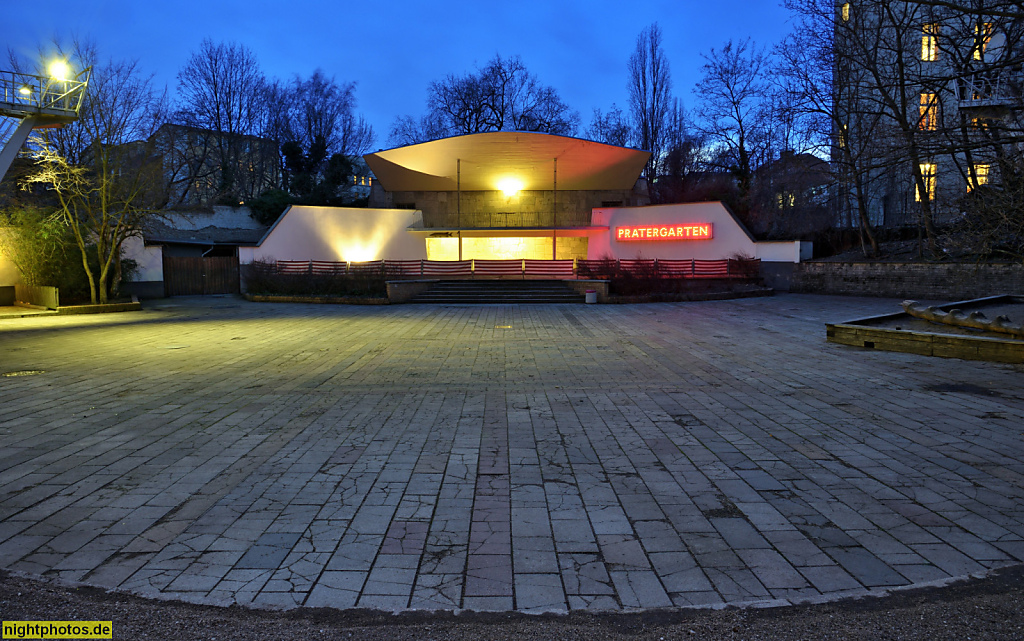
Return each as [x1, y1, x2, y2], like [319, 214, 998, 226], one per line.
[122, 235, 163, 282]
[0, 251, 21, 286]
[240, 206, 428, 263]
[589, 202, 808, 263]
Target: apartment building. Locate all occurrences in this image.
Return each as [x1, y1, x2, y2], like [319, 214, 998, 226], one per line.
[834, 1, 1022, 229]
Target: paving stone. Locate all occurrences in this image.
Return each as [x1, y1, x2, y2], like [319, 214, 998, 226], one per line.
[609, 570, 672, 608]
[0, 296, 1021, 613]
[514, 573, 567, 612]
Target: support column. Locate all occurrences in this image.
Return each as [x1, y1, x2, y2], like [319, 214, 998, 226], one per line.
[0, 116, 40, 183]
[457, 158, 462, 262]
[552, 158, 557, 260]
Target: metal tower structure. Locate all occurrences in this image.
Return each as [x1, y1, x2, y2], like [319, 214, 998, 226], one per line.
[0, 65, 90, 182]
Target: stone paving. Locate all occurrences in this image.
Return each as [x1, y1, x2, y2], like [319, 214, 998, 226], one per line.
[0, 294, 1022, 613]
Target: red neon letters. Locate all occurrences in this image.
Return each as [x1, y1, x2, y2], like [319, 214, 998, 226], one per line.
[614, 224, 713, 241]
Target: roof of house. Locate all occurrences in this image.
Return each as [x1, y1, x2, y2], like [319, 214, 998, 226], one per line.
[142, 221, 267, 246]
[364, 131, 651, 193]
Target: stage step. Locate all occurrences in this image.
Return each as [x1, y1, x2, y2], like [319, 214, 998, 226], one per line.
[409, 280, 585, 304]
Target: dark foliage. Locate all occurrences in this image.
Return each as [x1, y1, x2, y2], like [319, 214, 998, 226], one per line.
[242, 260, 387, 297]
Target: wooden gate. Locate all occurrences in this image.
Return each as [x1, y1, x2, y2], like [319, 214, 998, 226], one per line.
[162, 256, 240, 296]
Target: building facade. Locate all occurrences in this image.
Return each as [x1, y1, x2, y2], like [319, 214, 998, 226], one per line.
[364, 132, 651, 261]
[835, 1, 1023, 229]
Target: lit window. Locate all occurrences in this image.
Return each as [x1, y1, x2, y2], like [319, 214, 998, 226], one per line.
[974, 23, 993, 60]
[917, 163, 937, 202]
[922, 23, 939, 61]
[841, 3, 850, 22]
[971, 164, 989, 190]
[919, 93, 939, 130]
[776, 193, 796, 209]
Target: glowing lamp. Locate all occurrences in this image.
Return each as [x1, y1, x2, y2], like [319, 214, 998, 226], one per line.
[49, 60, 70, 81]
[496, 177, 523, 198]
[18, 85, 31, 96]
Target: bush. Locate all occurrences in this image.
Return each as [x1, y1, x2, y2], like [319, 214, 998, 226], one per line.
[248, 190, 293, 226]
[242, 259, 387, 297]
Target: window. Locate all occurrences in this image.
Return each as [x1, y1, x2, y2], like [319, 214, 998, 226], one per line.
[971, 164, 989, 191]
[922, 23, 939, 61]
[919, 93, 939, 130]
[974, 23, 993, 60]
[841, 3, 850, 22]
[916, 163, 937, 202]
[776, 192, 796, 209]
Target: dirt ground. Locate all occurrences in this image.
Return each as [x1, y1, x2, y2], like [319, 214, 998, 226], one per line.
[1, 566, 1022, 641]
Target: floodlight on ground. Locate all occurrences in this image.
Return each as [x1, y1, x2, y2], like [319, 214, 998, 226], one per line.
[48, 60, 70, 81]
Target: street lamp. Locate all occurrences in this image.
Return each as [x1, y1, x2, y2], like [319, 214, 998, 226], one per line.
[48, 60, 70, 81]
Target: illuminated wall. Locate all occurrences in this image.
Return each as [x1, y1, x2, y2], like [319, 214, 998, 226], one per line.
[240, 206, 428, 263]
[589, 202, 807, 262]
[0, 234, 21, 285]
[425, 236, 587, 261]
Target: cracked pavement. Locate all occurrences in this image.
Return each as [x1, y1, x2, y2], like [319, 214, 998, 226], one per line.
[0, 294, 1022, 612]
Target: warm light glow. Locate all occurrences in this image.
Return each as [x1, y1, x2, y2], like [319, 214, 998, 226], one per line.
[974, 23, 993, 60]
[48, 60, 70, 81]
[922, 24, 939, 61]
[919, 93, 939, 130]
[335, 244, 377, 262]
[426, 236, 561, 261]
[971, 164, 989, 191]
[615, 224, 713, 241]
[18, 85, 31, 96]
[496, 177, 523, 198]
[330, 232, 386, 262]
[916, 163, 937, 202]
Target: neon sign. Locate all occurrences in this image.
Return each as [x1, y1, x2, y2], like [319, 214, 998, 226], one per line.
[615, 224, 713, 241]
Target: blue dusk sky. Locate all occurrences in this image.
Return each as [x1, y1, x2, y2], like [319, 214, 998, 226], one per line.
[1, 0, 793, 148]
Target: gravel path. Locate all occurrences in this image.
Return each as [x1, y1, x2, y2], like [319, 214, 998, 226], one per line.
[2, 566, 1022, 640]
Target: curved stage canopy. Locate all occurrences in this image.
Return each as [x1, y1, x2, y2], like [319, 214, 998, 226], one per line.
[364, 131, 651, 193]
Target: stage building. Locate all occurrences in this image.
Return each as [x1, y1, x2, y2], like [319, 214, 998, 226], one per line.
[120, 132, 810, 295]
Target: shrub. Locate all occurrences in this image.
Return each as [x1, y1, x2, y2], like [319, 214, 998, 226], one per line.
[242, 259, 387, 298]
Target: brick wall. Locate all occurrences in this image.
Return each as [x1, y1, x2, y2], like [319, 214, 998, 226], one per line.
[792, 262, 1024, 299]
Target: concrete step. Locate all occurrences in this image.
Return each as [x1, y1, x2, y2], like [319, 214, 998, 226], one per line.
[410, 280, 584, 304]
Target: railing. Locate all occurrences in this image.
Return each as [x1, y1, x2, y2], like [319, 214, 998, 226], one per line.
[269, 258, 761, 280]
[954, 68, 1021, 109]
[424, 211, 594, 228]
[0, 68, 91, 120]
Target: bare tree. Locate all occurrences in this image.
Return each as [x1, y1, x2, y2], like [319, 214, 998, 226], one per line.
[22, 46, 165, 303]
[694, 39, 771, 204]
[175, 40, 267, 201]
[628, 23, 673, 180]
[585, 104, 633, 147]
[780, 0, 884, 254]
[284, 70, 374, 159]
[388, 54, 579, 145]
[265, 70, 375, 200]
